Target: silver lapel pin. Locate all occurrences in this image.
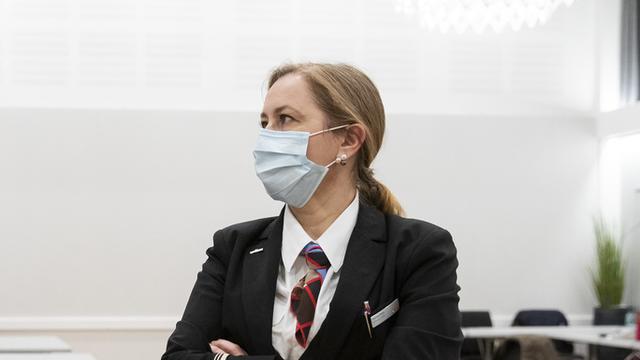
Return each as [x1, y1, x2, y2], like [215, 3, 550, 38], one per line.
[249, 248, 264, 255]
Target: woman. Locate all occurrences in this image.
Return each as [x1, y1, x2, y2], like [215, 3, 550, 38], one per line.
[162, 63, 462, 360]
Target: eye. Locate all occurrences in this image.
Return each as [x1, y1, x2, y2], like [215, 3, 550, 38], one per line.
[260, 119, 267, 128]
[279, 114, 294, 123]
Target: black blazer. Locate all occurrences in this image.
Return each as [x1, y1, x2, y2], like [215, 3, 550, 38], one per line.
[162, 199, 463, 360]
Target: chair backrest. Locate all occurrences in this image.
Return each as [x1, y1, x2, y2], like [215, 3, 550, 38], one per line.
[462, 311, 493, 328]
[511, 309, 572, 354]
[461, 311, 492, 356]
[511, 310, 568, 327]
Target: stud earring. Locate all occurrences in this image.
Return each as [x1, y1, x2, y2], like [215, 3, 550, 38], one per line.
[337, 154, 348, 166]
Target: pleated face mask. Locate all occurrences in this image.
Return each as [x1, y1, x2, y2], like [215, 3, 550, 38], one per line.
[253, 124, 349, 208]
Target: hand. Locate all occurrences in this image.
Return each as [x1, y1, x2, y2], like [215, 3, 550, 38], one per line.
[209, 338, 248, 356]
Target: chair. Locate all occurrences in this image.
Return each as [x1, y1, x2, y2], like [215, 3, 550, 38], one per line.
[510, 309, 583, 359]
[461, 311, 493, 360]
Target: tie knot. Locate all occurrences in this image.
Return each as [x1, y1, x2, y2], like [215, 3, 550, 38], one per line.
[300, 242, 330, 269]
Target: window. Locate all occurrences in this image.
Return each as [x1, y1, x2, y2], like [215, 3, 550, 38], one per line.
[621, 0, 640, 105]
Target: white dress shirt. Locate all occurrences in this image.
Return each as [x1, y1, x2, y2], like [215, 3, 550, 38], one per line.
[271, 192, 360, 360]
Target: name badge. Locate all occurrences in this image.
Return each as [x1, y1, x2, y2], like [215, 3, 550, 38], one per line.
[370, 298, 400, 328]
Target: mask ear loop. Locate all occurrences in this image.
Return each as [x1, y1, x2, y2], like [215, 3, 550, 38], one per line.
[309, 124, 352, 168]
[309, 124, 351, 137]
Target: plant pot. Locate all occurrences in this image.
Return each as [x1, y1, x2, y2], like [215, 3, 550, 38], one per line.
[593, 306, 633, 360]
[593, 306, 630, 325]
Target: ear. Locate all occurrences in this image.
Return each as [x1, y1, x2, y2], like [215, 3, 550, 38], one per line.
[339, 124, 367, 160]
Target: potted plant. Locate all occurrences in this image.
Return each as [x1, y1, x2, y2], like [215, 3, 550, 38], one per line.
[591, 217, 628, 324]
[590, 218, 631, 360]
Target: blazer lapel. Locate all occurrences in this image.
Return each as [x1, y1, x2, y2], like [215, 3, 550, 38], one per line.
[301, 200, 388, 359]
[242, 206, 285, 354]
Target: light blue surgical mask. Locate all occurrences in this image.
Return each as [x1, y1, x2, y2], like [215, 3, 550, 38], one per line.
[253, 124, 350, 208]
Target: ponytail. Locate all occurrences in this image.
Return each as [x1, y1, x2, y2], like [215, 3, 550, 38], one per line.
[356, 160, 405, 217]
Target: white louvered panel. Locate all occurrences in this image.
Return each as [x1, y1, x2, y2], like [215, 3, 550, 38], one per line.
[140, 0, 205, 88]
[233, 0, 293, 93]
[73, 0, 136, 22]
[296, 0, 356, 32]
[0, 38, 4, 85]
[294, 1, 359, 63]
[141, 0, 204, 23]
[76, 60, 136, 87]
[446, 31, 565, 100]
[362, 37, 420, 93]
[144, 32, 203, 88]
[234, 0, 291, 25]
[362, 0, 420, 93]
[0, 0, 595, 112]
[508, 38, 564, 98]
[447, 38, 505, 94]
[233, 33, 292, 92]
[363, 0, 416, 32]
[416, 35, 450, 95]
[71, 0, 138, 88]
[0, 0, 6, 85]
[10, 31, 68, 57]
[294, 0, 362, 63]
[75, 32, 136, 87]
[9, 31, 69, 86]
[296, 36, 358, 64]
[10, 59, 69, 86]
[8, 0, 69, 22]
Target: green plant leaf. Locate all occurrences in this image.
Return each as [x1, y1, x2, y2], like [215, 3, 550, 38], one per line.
[591, 217, 625, 309]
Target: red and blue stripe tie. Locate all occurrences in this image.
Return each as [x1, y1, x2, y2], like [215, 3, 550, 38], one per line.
[289, 242, 331, 348]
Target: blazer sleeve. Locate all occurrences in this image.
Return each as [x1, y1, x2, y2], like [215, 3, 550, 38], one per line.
[161, 230, 282, 360]
[381, 228, 463, 360]
[162, 229, 230, 360]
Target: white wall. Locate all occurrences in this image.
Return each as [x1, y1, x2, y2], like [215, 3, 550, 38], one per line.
[596, 75, 640, 308]
[596, 0, 622, 111]
[381, 114, 600, 318]
[597, 105, 640, 308]
[618, 133, 640, 306]
[0, 108, 599, 359]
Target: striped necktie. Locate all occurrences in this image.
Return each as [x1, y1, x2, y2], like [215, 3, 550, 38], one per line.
[289, 241, 331, 348]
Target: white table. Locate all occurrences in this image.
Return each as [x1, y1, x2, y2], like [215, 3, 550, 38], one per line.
[0, 337, 71, 353]
[463, 326, 640, 360]
[0, 354, 95, 360]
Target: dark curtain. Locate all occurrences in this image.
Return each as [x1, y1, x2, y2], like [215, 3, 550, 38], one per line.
[621, 0, 640, 104]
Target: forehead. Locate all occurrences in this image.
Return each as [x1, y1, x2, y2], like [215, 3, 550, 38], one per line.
[262, 73, 315, 114]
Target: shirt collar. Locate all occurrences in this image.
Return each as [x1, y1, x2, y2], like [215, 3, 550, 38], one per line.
[281, 191, 360, 273]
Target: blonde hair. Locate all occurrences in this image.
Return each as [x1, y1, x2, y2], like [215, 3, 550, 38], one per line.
[267, 62, 405, 217]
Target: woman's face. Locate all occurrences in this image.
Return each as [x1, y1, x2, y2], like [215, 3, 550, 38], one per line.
[260, 73, 344, 167]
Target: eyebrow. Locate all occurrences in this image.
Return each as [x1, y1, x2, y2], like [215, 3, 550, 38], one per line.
[260, 105, 303, 120]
